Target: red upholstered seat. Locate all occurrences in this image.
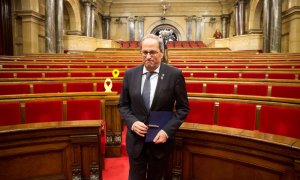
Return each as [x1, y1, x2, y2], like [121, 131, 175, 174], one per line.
[268, 73, 295, 80]
[95, 72, 114, 77]
[174, 65, 186, 69]
[186, 82, 203, 93]
[0, 72, 14, 78]
[24, 100, 63, 123]
[44, 72, 69, 78]
[207, 65, 226, 68]
[189, 65, 205, 68]
[270, 65, 292, 69]
[0, 102, 21, 126]
[70, 72, 93, 77]
[206, 83, 234, 94]
[227, 65, 246, 68]
[237, 84, 268, 96]
[0, 84, 30, 95]
[69, 65, 88, 68]
[66, 82, 94, 92]
[248, 65, 268, 68]
[48, 65, 68, 68]
[182, 72, 191, 78]
[2, 64, 24, 68]
[90, 65, 107, 68]
[271, 85, 300, 99]
[112, 81, 123, 94]
[217, 72, 239, 78]
[17, 72, 43, 78]
[241, 72, 266, 79]
[66, 99, 101, 120]
[218, 102, 256, 130]
[27, 65, 47, 68]
[193, 72, 215, 78]
[260, 105, 300, 139]
[33, 83, 64, 93]
[109, 65, 126, 68]
[96, 82, 106, 92]
[185, 100, 215, 124]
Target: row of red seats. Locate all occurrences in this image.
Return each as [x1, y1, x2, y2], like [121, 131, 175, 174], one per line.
[186, 82, 300, 99]
[0, 71, 124, 78]
[0, 99, 102, 126]
[1, 71, 298, 80]
[184, 71, 299, 80]
[0, 81, 123, 95]
[167, 41, 207, 48]
[186, 98, 300, 139]
[118, 41, 140, 48]
[0, 97, 106, 167]
[1, 80, 300, 100]
[3, 57, 299, 63]
[1, 64, 135, 69]
[2, 63, 300, 69]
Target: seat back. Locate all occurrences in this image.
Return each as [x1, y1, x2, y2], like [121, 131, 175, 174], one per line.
[260, 105, 300, 139]
[237, 84, 268, 96]
[66, 99, 101, 120]
[185, 100, 215, 124]
[206, 83, 234, 94]
[66, 82, 94, 92]
[217, 102, 256, 130]
[271, 85, 300, 99]
[186, 82, 203, 93]
[24, 100, 63, 123]
[0, 102, 21, 126]
[33, 83, 64, 93]
[0, 84, 30, 95]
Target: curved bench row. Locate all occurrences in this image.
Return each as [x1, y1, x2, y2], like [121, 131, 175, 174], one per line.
[187, 94, 300, 139]
[0, 120, 103, 180]
[1, 61, 300, 68]
[1, 70, 299, 80]
[1, 78, 300, 100]
[165, 123, 300, 179]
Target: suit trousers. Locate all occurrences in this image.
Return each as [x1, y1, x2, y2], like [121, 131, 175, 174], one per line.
[128, 143, 169, 180]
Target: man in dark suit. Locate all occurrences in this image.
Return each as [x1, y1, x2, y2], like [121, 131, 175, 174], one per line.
[118, 34, 189, 180]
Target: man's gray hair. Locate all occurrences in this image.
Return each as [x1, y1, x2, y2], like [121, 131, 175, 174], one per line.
[140, 34, 164, 52]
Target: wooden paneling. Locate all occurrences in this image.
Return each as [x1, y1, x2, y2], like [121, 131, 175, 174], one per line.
[0, 120, 103, 180]
[166, 123, 300, 180]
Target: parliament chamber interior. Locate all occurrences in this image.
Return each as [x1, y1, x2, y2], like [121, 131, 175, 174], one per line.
[0, 0, 300, 179]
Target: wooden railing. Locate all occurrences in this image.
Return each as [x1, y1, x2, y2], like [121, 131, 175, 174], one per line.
[166, 123, 300, 179]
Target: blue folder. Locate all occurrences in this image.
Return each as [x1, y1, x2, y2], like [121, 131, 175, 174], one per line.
[145, 111, 173, 142]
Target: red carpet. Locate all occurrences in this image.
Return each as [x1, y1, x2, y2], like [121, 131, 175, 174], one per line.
[102, 127, 129, 180]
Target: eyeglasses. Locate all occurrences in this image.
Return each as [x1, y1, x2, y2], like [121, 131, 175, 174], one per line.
[141, 50, 159, 57]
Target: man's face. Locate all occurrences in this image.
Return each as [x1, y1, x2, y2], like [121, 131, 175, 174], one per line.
[141, 38, 163, 72]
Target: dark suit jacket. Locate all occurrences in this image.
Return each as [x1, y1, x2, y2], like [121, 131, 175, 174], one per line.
[118, 63, 190, 159]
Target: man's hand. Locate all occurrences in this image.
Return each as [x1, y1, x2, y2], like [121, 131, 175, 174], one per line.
[153, 130, 168, 144]
[132, 121, 148, 137]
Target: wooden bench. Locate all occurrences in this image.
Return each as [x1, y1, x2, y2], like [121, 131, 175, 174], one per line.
[186, 80, 300, 99]
[0, 92, 122, 157]
[186, 94, 300, 139]
[0, 120, 103, 180]
[0, 79, 123, 95]
[165, 123, 300, 179]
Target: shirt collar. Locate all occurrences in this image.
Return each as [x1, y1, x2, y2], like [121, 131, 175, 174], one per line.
[143, 65, 160, 75]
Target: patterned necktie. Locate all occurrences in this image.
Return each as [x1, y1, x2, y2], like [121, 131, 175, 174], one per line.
[142, 72, 154, 111]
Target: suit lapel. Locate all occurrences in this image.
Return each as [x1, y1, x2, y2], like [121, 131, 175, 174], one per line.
[151, 63, 167, 109]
